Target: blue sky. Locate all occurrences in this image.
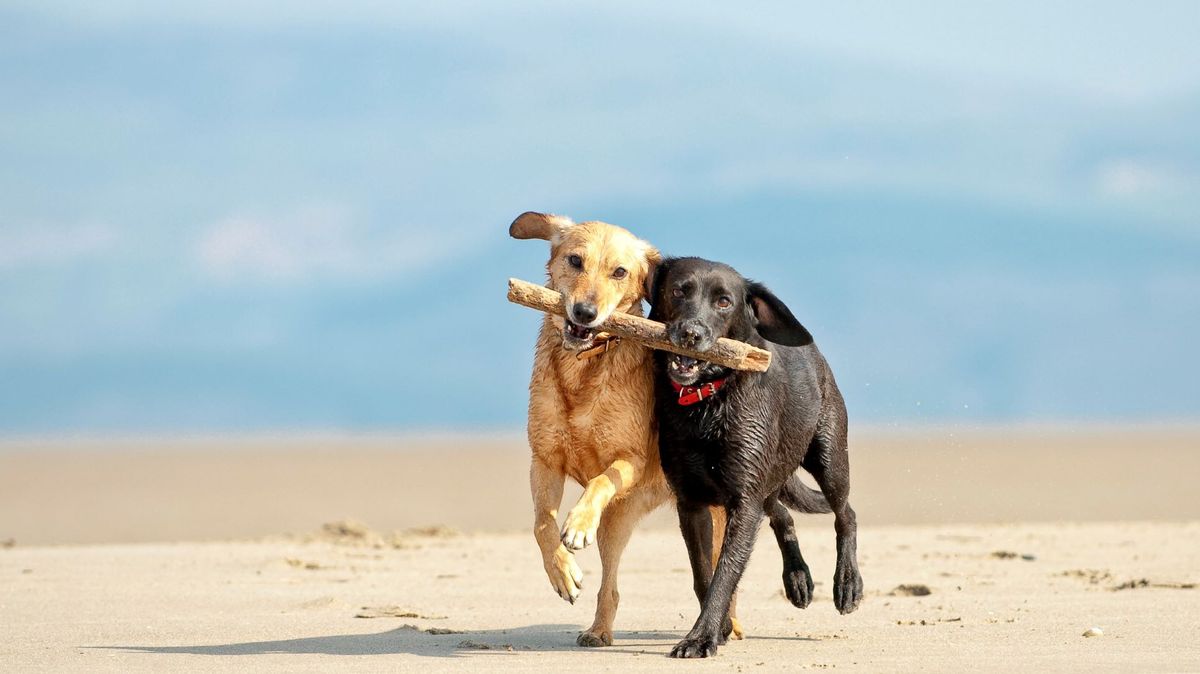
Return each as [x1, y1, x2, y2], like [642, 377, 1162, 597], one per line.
[1, 1, 1198, 433]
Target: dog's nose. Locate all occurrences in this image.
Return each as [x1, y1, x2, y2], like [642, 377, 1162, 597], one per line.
[668, 320, 710, 350]
[571, 302, 598, 325]
[677, 321, 709, 349]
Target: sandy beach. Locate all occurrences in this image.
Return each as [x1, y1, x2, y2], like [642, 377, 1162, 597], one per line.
[2, 426, 1199, 671]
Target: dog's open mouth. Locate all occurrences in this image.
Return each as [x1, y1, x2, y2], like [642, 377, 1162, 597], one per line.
[668, 353, 703, 383]
[562, 320, 597, 350]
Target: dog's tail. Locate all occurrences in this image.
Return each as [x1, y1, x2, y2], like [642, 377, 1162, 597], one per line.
[780, 475, 832, 514]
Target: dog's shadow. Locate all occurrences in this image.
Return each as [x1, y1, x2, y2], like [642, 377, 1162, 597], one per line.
[93, 624, 690, 658]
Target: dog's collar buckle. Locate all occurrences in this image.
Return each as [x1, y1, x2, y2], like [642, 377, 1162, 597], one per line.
[576, 333, 621, 361]
[671, 378, 727, 406]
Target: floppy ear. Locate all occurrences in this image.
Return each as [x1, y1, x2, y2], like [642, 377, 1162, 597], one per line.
[645, 255, 672, 304]
[641, 245, 662, 300]
[748, 281, 813, 347]
[509, 211, 573, 242]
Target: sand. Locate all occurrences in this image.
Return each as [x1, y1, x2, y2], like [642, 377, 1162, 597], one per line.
[2, 426, 1199, 671]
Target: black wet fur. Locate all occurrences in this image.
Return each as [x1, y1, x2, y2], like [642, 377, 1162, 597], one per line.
[649, 257, 863, 659]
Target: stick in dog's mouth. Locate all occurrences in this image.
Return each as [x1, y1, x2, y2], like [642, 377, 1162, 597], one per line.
[508, 278, 773, 372]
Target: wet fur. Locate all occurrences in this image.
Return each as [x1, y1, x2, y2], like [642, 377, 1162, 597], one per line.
[649, 257, 864, 658]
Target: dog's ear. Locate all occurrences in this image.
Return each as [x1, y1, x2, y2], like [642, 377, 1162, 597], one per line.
[748, 281, 813, 347]
[645, 255, 672, 307]
[509, 211, 573, 243]
[641, 244, 663, 299]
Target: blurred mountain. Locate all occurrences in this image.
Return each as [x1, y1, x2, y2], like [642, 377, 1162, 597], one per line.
[4, 189, 1196, 432]
[2, 2, 1198, 432]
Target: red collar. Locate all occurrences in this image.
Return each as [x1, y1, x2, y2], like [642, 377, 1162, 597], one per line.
[670, 378, 728, 406]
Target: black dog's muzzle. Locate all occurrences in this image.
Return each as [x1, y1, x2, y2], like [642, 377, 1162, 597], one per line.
[668, 319, 714, 352]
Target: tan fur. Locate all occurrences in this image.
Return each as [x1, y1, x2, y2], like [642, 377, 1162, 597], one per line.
[515, 213, 743, 646]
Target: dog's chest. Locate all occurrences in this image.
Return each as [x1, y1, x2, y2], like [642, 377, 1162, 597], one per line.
[560, 417, 631, 479]
[661, 403, 759, 505]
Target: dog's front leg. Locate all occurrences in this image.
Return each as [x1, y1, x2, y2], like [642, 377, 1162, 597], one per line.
[710, 506, 745, 640]
[670, 502, 763, 659]
[676, 500, 715, 606]
[531, 457, 583, 604]
[561, 458, 642, 551]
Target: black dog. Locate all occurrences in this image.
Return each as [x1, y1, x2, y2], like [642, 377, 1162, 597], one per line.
[649, 257, 863, 658]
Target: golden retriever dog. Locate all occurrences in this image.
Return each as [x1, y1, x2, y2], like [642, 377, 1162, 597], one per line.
[509, 211, 741, 647]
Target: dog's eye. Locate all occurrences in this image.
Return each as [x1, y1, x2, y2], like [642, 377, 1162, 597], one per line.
[716, 296, 732, 309]
[612, 267, 627, 280]
[672, 287, 684, 298]
[567, 254, 583, 269]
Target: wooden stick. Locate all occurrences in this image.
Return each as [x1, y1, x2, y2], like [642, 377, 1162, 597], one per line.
[507, 278, 772, 372]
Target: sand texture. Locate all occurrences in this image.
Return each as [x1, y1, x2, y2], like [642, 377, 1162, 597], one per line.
[2, 427, 1199, 671]
[2, 522, 1198, 672]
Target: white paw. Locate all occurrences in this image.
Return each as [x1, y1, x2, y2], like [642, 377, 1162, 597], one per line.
[546, 546, 583, 603]
[561, 505, 600, 551]
[561, 527, 595, 551]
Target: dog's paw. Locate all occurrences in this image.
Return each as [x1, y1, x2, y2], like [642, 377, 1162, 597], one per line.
[669, 634, 719, 659]
[544, 545, 583, 604]
[718, 615, 741, 644]
[561, 503, 601, 551]
[576, 630, 612, 647]
[728, 616, 745, 641]
[833, 560, 863, 615]
[783, 563, 814, 609]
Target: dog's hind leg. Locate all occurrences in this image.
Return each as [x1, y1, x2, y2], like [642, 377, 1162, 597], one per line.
[765, 495, 814, 608]
[578, 495, 646, 647]
[802, 418, 863, 615]
[709, 506, 745, 639]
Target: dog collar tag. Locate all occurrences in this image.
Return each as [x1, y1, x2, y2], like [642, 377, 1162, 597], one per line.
[671, 378, 727, 406]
